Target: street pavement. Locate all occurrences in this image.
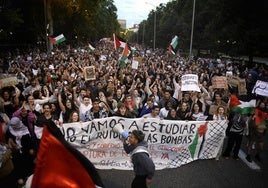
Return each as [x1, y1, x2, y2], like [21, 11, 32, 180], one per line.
[98, 133, 268, 188]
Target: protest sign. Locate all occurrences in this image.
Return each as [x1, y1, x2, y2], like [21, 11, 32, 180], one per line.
[181, 74, 200, 92]
[133, 56, 142, 64]
[238, 78, 247, 95]
[227, 76, 239, 87]
[131, 59, 139, 69]
[211, 76, 228, 89]
[84, 66, 96, 81]
[62, 117, 227, 170]
[252, 80, 268, 97]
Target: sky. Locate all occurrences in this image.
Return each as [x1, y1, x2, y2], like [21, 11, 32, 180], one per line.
[114, 0, 171, 28]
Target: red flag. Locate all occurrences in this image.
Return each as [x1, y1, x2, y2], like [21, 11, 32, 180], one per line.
[255, 108, 268, 126]
[167, 45, 172, 51]
[0, 122, 5, 142]
[228, 94, 241, 109]
[31, 125, 104, 188]
[113, 33, 126, 52]
[113, 34, 121, 50]
[48, 36, 56, 44]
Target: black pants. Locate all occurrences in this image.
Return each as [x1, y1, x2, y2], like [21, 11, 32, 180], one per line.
[131, 175, 147, 188]
[224, 131, 243, 157]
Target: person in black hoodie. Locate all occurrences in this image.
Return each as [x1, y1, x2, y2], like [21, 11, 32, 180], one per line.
[122, 130, 155, 188]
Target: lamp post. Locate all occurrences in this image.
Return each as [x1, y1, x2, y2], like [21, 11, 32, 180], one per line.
[145, 2, 156, 51]
[136, 15, 146, 46]
[189, 0, 196, 58]
[44, 0, 48, 52]
[142, 23, 145, 46]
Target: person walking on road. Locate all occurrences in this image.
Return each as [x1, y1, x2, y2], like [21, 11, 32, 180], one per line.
[122, 130, 155, 188]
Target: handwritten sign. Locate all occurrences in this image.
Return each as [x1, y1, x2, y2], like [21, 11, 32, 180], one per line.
[252, 80, 268, 97]
[62, 117, 227, 170]
[227, 76, 239, 87]
[181, 74, 200, 92]
[211, 76, 228, 89]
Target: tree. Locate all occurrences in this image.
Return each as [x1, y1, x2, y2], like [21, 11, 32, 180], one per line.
[137, 0, 268, 57]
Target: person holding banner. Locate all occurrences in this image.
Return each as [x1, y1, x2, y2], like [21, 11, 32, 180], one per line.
[213, 106, 228, 121]
[122, 130, 155, 188]
[213, 106, 228, 160]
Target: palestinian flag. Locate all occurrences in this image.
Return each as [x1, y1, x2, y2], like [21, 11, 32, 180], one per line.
[130, 46, 136, 56]
[167, 45, 175, 55]
[228, 94, 256, 114]
[167, 35, 178, 55]
[254, 108, 268, 127]
[119, 43, 131, 68]
[49, 34, 66, 44]
[30, 124, 104, 188]
[189, 122, 208, 159]
[113, 33, 126, 52]
[87, 43, 95, 52]
[170, 35, 179, 49]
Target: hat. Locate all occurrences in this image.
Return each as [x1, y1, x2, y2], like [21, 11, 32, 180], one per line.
[10, 117, 23, 129]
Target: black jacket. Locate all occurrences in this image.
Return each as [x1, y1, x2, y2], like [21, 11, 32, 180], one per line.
[123, 141, 155, 179]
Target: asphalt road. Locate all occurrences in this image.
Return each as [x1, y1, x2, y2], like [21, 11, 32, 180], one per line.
[98, 134, 268, 188]
[1, 132, 267, 188]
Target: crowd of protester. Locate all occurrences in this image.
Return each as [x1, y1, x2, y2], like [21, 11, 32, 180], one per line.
[0, 40, 268, 187]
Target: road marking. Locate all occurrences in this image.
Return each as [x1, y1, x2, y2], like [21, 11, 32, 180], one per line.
[238, 150, 261, 171]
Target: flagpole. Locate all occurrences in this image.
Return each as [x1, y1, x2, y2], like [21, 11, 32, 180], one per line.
[189, 0, 196, 58]
[142, 23, 145, 46]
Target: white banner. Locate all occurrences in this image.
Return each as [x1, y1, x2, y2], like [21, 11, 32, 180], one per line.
[181, 74, 201, 92]
[62, 117, 227, 170]
[252, 80, 268, 97]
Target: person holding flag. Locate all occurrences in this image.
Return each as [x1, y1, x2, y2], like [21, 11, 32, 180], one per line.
[246, 100, 268, 162]
[28, 120, 105, 188]
[119, 42, 131, 68]
[167, 35, 179, 55]
[223, 94, 256, 160]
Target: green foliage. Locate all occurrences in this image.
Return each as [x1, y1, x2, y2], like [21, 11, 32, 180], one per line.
[137, 0, 268, 57]
[1, 0, 267, 58]
[94, 0, 120, 39]
[0, 0, 120, 48]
